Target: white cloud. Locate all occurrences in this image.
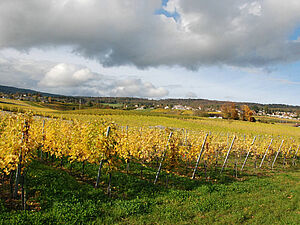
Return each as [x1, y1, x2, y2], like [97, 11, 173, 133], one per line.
[40, 63, 95, 87]
[0, 57, 54, 88]
[0, 0, 300, 69]
[110, 79, 169, 98]
[163, 0, 177, 13]
[0, 56, 169, 98]
[240, 2, 262, 16]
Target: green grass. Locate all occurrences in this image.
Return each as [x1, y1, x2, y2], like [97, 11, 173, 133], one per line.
[101, 103, 123, 108]
[23, 101, 47, 109]
[0, 99, 56, 113]
[1, 160, 299, 224]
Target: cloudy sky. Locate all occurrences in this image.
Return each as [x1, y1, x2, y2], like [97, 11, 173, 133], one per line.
[0, 0, 300, 105]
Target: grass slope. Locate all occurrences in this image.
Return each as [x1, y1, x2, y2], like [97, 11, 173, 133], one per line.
[1, 160, 299, 224]
[0, 99, 56, 113]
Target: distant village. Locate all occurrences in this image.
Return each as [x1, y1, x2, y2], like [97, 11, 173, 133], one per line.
[137, 104, 299, 120]
[256, 110, 299, 120]
[1, 91, 300, 122]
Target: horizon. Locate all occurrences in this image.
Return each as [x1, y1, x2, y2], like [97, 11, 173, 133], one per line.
[1, 0, 300, 105]
[1, 84, 300, 108]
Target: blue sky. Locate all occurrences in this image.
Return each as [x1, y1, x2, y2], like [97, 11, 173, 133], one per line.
[0, 0, 300, 105]
[155, 0, 180, 21]
[289, 26, 300, 40]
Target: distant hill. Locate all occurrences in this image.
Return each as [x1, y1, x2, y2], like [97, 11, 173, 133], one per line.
[84, 97, 300, 110]
[0, 85, 62, 97]
[0, 84, 299, 110]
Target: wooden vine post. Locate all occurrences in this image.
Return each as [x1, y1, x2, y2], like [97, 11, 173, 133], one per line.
[283, 146, 291, 166]
[271, 140, 284, 169]
[191, 133, 208, 179]
[214, 149, 219, 172]
[220, 135, 236, 174]
[107, 172, 112, 197]
[292, 145, 300, 166]
[9, 171, 15, 199]
[126, 126, 130, 174]
[241, 136, 256, 171]
[82, 161, 86, 175]
[154, 132, 173, 184]
[21, 171, 26, 210]
[13, 133, 25, 199]
[259, 139, 273, 168]
[13, 119, 30, 213]
[41, 120, 45, 160]
[95, 126, 111, 188]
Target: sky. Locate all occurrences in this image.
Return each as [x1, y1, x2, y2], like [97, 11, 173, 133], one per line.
[0, 0, 300, 105]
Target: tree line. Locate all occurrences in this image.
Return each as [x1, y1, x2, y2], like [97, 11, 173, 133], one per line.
[221, 103, 255, 122]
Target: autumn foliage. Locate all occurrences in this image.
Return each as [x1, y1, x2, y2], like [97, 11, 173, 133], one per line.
[221, 103, 255, 121]
[221, 103, 239, 120]
[241, 105, 255, 122]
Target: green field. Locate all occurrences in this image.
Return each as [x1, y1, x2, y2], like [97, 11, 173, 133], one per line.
[101, 103, 124, 108]
[1, 160, 299, 224]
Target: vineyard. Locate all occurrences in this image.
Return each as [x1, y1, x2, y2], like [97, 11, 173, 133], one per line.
[0, 111, 299, 224]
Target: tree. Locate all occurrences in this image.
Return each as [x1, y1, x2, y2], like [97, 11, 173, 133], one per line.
[241, 105, 255, 122]
[87, 101, 93, 107]
[252, 105, 259, 113]
[221, 103, 230, 119]
[264, 106, 269, 114]
[221, 103, 239, 120]
[230, 103, 239, 120]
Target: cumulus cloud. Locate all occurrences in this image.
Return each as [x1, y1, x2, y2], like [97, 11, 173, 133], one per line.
[0, 57, 54, 87]
[110, 79, 168, 98]
[0, 56, 169, 98]
[0, 0, 300, 69]
[40, 63, 95, 87]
